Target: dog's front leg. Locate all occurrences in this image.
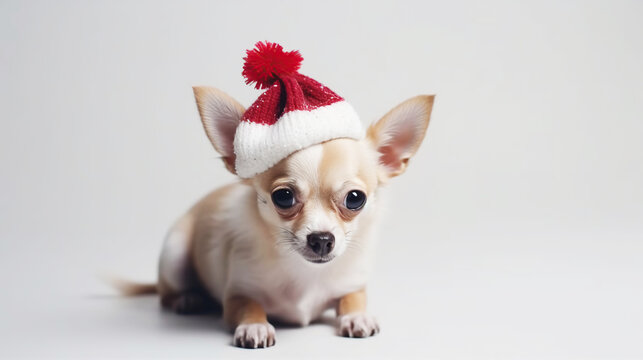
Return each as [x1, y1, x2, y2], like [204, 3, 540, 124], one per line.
[336, 289, 380, 338]
[224, 295, 275, 348]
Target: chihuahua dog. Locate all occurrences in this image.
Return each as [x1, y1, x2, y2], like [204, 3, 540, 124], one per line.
[117, 42, 434, 349]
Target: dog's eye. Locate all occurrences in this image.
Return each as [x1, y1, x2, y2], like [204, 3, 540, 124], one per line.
[272, 188, 296, 209]
[344, 190, 366, 211]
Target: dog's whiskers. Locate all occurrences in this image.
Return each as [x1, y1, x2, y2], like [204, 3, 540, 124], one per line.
[344, 231, 364, 253]
[273, 226, 304, 255]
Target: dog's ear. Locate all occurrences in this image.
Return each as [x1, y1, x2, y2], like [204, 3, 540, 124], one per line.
[367, 95, 435, 180]
[193, 86, 245, 174]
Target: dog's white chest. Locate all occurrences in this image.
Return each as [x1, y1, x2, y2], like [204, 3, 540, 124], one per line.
[263, 282, 334, 325]
[229, 253, 372, 326]
[260, 267, 367, 325]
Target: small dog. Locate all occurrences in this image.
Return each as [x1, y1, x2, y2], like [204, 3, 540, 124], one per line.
[119, 42, 434, 349]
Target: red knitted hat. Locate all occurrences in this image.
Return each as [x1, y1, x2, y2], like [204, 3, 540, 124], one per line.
[233, 41, 364, 178]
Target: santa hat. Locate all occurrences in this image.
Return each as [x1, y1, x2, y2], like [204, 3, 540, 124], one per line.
[233, 41, 364, 178]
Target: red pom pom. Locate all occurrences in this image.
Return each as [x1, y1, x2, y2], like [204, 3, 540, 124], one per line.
[242, 41, 303, 90]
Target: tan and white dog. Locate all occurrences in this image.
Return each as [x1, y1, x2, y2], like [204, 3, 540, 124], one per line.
[123, 87, 434, 348]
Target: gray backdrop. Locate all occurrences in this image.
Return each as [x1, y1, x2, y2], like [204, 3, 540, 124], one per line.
[1, 0, 642, 358]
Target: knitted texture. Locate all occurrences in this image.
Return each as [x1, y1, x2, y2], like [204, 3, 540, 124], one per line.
[234, 42, 364, 178]
[242, 74, 344, 125]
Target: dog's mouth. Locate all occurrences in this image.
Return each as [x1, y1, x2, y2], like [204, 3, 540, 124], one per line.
[305, 256, 334, 264]
[300, 249, 336, 264]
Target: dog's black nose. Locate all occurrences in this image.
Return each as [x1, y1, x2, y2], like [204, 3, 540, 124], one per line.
[306, 232, 335, 256]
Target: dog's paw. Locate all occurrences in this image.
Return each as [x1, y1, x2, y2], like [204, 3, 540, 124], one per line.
[233, 322, 276, 349]
[338, 313, 380, 338]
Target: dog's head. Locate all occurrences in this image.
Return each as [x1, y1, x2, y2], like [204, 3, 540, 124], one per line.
[194, 87, 434, 264]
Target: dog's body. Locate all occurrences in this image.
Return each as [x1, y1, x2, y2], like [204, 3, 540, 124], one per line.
[147, 86, 434, 348]
[160, 141, 378, 326]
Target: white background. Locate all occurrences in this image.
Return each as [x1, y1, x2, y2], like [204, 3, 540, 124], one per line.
[1, 0, 642, 359]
